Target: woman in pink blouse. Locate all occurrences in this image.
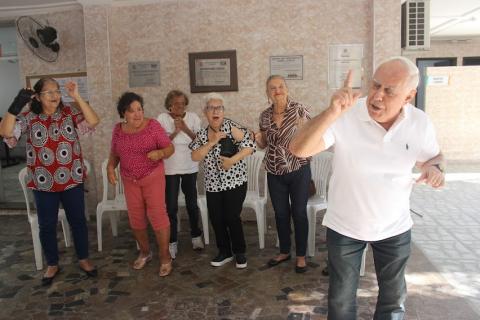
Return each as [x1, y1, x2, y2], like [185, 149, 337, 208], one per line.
[108, 92, 174, 277]
[0, 78, 99, 286]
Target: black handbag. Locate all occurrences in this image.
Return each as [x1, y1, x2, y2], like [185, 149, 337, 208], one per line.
[219, 136, 238, 157]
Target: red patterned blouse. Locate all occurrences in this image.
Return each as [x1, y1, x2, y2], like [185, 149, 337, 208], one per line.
[12, 105, 91, 192]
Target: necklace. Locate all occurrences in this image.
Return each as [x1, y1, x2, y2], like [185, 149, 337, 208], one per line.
[273, 110, 285, 115]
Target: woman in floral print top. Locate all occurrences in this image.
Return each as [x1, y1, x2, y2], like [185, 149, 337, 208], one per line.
[0, 78, 99, 285]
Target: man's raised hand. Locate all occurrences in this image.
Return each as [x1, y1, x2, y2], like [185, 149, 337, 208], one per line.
[328, 70, 361, 117]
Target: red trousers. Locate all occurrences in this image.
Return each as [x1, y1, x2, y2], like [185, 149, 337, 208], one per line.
[122, 165, 170, 231]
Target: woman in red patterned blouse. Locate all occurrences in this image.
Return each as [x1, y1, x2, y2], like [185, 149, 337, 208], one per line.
[108, 92, 175, 277]
[256, 75, 312, 273]
[0, 78, 100, 285]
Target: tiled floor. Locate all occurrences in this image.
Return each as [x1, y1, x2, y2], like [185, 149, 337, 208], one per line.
[410, 172, 480, 316]
[0, 162, 25, 204]
[1, 162, 479, 319]
[0, 207, 479, 319]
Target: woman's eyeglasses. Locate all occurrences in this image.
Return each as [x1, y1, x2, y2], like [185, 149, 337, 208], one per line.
[40, 90, 62, 97]
[206, 105, 224, 112]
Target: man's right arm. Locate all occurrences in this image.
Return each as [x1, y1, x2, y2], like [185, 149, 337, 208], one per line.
[289, 108, 338, 157]
[289, 70, 361, 158]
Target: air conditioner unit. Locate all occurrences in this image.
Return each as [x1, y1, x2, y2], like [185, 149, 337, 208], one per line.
[401, 0, 430, 50]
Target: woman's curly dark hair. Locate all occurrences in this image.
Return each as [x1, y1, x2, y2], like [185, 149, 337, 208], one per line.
[117, 92, 144, 118]
[30, 78, 64, 114]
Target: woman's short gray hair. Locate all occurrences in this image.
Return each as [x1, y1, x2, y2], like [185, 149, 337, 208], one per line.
[203, 92, 225, 108]
[266, 74, 287, 88]
[379, 56, 420, 90]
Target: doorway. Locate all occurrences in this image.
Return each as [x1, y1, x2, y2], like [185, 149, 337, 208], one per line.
[416, 58, 457, 111]
[0, 22, 26, 209]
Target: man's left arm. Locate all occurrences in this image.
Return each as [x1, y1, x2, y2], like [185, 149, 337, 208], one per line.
[415, 152, 445, 189]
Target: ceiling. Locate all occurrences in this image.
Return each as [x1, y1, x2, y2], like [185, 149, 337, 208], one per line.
[1, 0, 479, 39]
[429, 0, 480, 39]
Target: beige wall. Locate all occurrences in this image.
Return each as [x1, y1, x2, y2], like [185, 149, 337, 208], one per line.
[17, 9, 87, 82]
[424, 66, 480, 162]
[402, 39, 480, 162]
[83, 0, 399, 160]
[14, 0, 403, 206]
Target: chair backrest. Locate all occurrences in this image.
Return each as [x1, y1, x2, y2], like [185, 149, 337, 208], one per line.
[310, 151, 333, 199]
[18, 167, 35, 220]
[245, 150, 267, 198]
[83, 159, 91, 176]
[101, 159, 125, 202]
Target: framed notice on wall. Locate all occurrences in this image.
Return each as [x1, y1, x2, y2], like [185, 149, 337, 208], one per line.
[270, 55, 303, 80]
[26, 72, 89, 103]
[128, 61, 160, 87]
[188, 50, 238, 93]
[328, 44, 363, 89]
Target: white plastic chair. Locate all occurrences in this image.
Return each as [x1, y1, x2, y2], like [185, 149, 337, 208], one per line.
[18, 167, 72, 270]
[176, 181, 210, 245]
[196, 151, 267, 247]
[360, 245, 368, 276]
[96, 159, 127, 251]
[83, 159, 91, 221]
[244, 150, 268, 249]
[307, 151, 333, 257]
[196, 194, 209, 245]
[306, 152, 368, 275]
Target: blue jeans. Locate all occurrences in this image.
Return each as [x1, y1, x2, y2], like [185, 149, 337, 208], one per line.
[165, 173, 202, 243]
[33, 184, 89, 266]
[267, 164, 311, 257]
[327, 228, 411, 320]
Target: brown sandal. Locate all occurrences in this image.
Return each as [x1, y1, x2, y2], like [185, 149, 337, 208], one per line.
[159, 259, 172, 277]
[133, 251, 152, 270]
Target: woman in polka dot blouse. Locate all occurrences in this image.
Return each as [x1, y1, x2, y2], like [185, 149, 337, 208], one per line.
[190, 92, 255, 269]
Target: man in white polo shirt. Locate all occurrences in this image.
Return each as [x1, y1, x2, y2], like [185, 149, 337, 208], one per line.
[290, 56, 445, 320]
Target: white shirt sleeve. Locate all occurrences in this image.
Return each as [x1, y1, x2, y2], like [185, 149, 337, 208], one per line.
[322, 126, 335, 150]
[157, 113, 172, 134]
[417, 117, 440, 162]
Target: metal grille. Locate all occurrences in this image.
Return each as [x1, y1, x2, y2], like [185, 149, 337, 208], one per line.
[402, 0, 431, 50]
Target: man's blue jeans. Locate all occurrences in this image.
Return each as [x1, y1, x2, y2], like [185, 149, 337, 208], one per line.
[327, 228, 411, 320]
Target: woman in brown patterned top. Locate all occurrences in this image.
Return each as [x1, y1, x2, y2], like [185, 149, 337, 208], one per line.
[256, 75, 311, 273]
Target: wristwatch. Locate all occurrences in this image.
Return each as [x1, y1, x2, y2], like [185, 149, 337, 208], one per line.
[433, 164, 445, 173]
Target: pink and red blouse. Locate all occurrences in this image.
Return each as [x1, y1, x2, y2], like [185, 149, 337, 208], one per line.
[110, 119, 171, 180]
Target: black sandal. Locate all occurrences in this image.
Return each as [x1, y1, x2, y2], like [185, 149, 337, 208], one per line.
[267, 254, 291, 267]
[41, 266, 61, 286]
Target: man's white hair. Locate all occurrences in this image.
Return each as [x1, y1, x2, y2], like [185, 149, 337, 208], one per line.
[378, 56, 419, 90]
[203, 92, 225, 108]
